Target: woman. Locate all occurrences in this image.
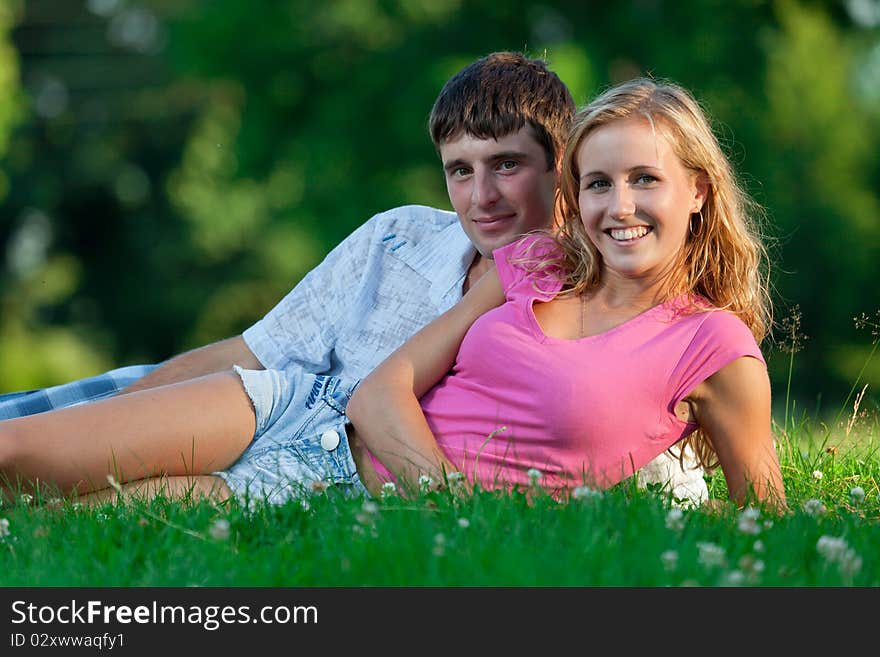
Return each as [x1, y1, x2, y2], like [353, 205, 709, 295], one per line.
[346, 78, 785, 507]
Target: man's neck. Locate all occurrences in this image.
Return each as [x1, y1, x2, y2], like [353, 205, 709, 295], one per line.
[463, 254, 493, 295]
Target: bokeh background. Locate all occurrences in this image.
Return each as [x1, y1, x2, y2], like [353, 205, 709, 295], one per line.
[0, 0, 878, 422]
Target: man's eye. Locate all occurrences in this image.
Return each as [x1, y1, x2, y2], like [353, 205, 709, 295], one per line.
[499, 160, 517, 171]
[452, 167, 471, 177]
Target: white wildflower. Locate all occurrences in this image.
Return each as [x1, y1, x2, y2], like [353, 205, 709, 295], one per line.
[19, 494, 33, 506]
[665, 508, 685, 531]
[753, 540, 765, 553]
[208, 519, 230, 541]
[811, 470, 823, 480]
[418, 475, 434, 493]
[381, 482, 397, 499]
[361, 500, 379, 515]
[457, 517, 470, 529]
[527, 468, 543, 484]
[722, 570, 746, 586]
[697, 542, 727, 569]
[803, 499, 827, 516]
[572, 485, 601, 500]
[839, 552, 863, 579]
[816, 535, 849, 562]
[816, 535, 862, 580]
[432, 533, 446, 557]
[737, 507, 761, 535]
[660, 550, 678, 572]
[0, 518, 9, 538]
[849, 486, 866, 503]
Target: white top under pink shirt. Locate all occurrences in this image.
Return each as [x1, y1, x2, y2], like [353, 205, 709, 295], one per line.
[368, 234, 765, 493]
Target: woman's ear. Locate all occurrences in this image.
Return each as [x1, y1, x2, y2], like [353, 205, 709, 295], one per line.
[692, 172, 710, 213]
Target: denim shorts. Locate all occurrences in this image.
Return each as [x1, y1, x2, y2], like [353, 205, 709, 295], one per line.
[216, 367, 370, 506]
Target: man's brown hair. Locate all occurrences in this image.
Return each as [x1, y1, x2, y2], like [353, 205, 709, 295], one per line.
[429, 51, 575, 170]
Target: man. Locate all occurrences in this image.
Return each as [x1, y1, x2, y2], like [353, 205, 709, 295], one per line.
[0, 52, 706, 503]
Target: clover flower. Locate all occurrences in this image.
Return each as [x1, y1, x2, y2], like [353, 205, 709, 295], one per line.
[527, 468, 543, 485]
[722, 570, 746, 586]
[849, 486, 866, 504]
[381, 482, 397, 499]
[572, 485, 601, 500]
[737, 507, 761, 535]
[811, 470, 823, 480]
[457, 517, 470, 529]
[418, 475, 434, 494]
[816, 535, 849, 561]
[803, 499, 827, 516]
[660, 550, 678, 572]
[432, 533, 446, 557]
[816, 535, 862, 580]
[0, 518, 9, 539]
[696, 542, 727, 569]
[665, 508, 685, 531]
[354, 500, 380, 527]
[209, 519, 230, 541]
[446, 471, 468, 495]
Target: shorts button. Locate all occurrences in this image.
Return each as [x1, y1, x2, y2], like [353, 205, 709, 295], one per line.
[320, 429, 340, 451]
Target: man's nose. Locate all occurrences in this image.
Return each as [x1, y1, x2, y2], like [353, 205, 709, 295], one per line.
[472, 170, 501, 207]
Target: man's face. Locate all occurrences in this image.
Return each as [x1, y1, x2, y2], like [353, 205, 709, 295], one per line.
[439, 126, 559, 259]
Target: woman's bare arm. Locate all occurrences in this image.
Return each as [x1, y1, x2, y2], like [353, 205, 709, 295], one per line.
[346, 267, 505, 490]
[689, 356, 786, 510]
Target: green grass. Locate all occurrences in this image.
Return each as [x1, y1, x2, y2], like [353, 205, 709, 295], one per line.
[1, 421, 877, 587]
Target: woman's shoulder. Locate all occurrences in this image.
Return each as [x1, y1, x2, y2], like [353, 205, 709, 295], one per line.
[669, 297, 764, 362]
[492, 232, 565, 297]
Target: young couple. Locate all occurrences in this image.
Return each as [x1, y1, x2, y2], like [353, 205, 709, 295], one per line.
[0, 52, 785, 509]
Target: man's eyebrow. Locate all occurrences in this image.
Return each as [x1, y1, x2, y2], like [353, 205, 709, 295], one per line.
[443, 150, 533, 172]
[443, 159, 468, 173]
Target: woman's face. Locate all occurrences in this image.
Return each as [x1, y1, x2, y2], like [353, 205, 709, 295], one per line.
[576, 117, 706, 287]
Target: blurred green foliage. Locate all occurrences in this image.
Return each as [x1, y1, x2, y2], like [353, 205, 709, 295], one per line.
[0, 0, 878, 417]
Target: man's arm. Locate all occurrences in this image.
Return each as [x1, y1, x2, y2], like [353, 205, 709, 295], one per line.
[120, 336, 262, 394]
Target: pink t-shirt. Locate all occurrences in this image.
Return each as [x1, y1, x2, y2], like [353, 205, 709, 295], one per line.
[368, 234, 765, 492]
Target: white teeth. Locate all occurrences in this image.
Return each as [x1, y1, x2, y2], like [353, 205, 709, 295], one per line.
[609, 226, 649, 241]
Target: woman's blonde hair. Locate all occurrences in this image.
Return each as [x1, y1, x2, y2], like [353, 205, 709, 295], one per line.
[536, 77, 773, 470]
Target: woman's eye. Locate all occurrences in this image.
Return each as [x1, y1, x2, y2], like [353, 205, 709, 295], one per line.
[586, 179, 609, 190]
[636, 174, 657, 184]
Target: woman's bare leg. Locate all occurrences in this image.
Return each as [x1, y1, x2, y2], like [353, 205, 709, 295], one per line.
[0, 372, 255, 497]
